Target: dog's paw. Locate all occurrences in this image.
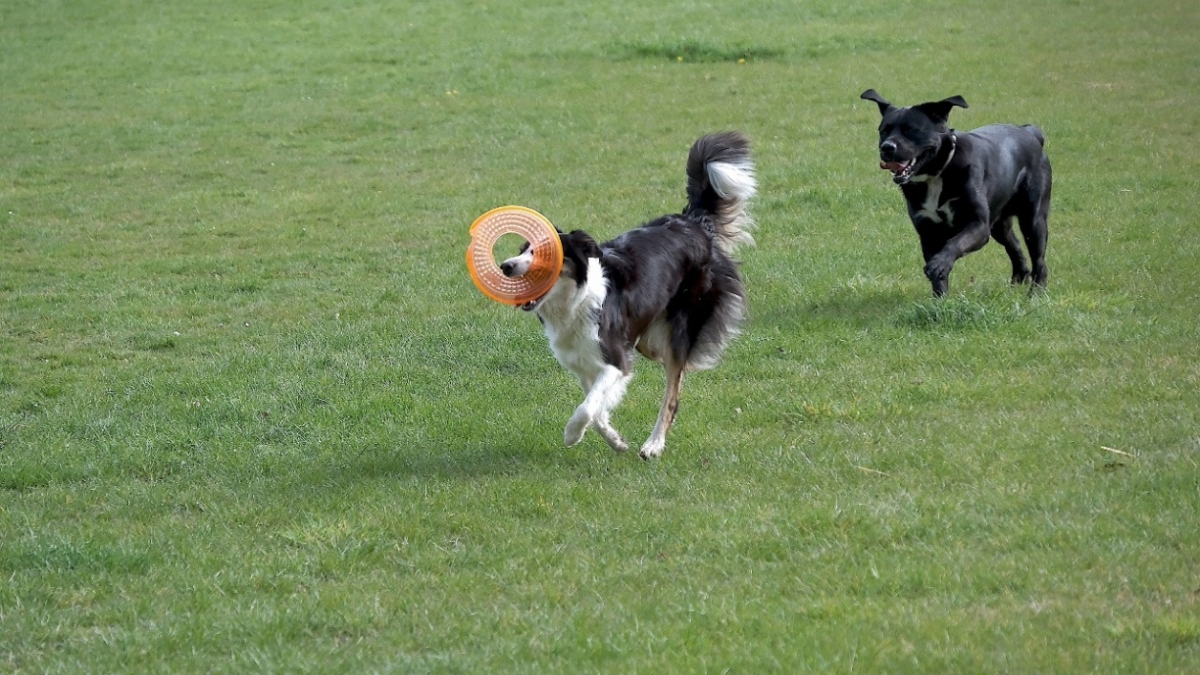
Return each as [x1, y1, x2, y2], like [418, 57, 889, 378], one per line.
[564, 408, 590, 446]
[1031, 265, 1048, 287]
[638, 439, 665, 460]
[593, 418, 628, 452]
[603, 432, 628, 453]
[925, 257, 954, 296]
[924, 256, 953, 283]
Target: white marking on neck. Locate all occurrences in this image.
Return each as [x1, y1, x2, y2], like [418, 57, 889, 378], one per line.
[915, 177, 954, 223]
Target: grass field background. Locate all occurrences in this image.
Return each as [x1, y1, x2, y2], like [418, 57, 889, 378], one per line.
[2, 0, 1198, 672]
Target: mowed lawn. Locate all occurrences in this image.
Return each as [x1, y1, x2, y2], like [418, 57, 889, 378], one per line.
[1, 0, 1197, 672]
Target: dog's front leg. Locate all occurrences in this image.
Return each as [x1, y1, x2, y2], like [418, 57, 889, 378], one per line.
[592, 372, 632, 453]
[565, 365, 628, 448]
[594, 410, 629, 453]
[921, 218, 991, 296]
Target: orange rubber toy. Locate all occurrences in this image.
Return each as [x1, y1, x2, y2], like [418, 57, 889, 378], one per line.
[466, 206, 563, 306]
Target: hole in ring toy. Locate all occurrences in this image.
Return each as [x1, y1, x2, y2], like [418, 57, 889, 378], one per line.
[466, 206, 563, 306]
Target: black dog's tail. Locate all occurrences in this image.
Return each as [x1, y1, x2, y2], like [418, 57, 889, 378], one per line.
[685, 131, 756, 255]
[1022, 124, 1046, 147]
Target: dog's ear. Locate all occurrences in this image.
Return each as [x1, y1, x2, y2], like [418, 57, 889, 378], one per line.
[860, 89, 892, 115]
[941, 95, 968, 109]
[565, 230, 602, 259]
[915, 95, 969, 124]
[559, 230, 601, 285]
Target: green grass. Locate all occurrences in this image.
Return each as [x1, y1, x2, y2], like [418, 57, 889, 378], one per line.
[613, 38, 787, 63]
[2, 0, 1198, 672]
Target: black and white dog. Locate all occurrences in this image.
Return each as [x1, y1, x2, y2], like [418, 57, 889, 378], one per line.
[860, 90, 1052, 296]
[500, 132, 756, 459]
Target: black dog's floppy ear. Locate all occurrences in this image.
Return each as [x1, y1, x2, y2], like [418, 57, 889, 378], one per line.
[914, 95, 969, 124]
[860, 89, 892, 115]
[941, 95, 968, 109]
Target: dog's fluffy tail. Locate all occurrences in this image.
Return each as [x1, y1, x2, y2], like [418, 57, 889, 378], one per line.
[686, 131, 756, 255]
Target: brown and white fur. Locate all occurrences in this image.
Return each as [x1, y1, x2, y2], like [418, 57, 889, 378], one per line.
[500, 132, 756, 459]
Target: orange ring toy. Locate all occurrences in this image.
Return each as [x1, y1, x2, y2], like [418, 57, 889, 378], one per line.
[466, 206, 563, 306]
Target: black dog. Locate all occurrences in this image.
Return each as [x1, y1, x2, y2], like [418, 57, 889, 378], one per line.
[860, 90, 1052, 296]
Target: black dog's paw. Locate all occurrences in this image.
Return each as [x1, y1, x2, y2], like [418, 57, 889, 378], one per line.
[1011, 269, 1032, 285]
[925, 256, 954, 296]
[1031, 264, 1049, 287]
[924, 256, 954, 283]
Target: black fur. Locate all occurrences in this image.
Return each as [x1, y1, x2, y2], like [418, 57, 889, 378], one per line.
[559, 132, 751, 375]
[861, 89, 1052, 296]
[504, 131, 755, 459]
[589, 214, 745, 372]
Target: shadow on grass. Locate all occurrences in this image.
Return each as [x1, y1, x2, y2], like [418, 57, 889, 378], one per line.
[322, 437, 601, 483]
[760, 286, 915, 330]
[763, 283, 1047, 333]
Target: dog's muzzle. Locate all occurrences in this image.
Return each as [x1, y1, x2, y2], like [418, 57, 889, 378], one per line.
[879, 140, 922, 184]
[881, 158, 918, 184]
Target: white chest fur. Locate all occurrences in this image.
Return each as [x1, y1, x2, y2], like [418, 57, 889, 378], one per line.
[912, 176, 954, 224]
[537, 258, 608, 382]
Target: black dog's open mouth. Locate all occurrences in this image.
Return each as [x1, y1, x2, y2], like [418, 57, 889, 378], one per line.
[881, 159, 915, 183]
[880, 148, 934, 184]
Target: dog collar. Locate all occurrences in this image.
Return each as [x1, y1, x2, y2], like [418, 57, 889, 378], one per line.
[933, 133, 957, 176]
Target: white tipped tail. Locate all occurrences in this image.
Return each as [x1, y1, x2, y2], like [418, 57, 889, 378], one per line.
[686, 132, 756, 254]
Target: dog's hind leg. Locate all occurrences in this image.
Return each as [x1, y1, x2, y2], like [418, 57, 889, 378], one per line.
[1019, 183, 1051, 289]
[991, 217, 1032, 284]
[639, 362, 685, 460]
[565, 365, 630, 449]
